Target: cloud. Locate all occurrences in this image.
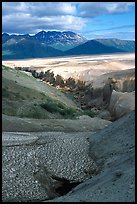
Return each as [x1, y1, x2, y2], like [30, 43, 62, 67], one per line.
[25, 2, 76, 17]
[78, 2, 134, 17]
[2, 2, 76, 16]
[2, 2, 28, 15]
[2, 13, 86, 34]
[2, 2, 134, 36]
[2, 2, 86, 34]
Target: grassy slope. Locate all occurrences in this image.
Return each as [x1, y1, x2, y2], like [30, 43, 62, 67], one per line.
[2, 65, 81, 119]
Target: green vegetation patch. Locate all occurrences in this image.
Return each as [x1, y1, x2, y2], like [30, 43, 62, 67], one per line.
[2, 65, 96, 120]
[17, 102, 49, 119]
[2, 74, 79, 119]
[40, 99, 78, 119]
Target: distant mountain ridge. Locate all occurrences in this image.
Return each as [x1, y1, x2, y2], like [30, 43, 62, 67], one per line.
[2, 31, 135, 60]
[64, 38, 135, 56]
[35, 31, 87, 45]
[95, 38, 135, 52]
[2, 31, 87, 51]
[2, 38, 63, 60]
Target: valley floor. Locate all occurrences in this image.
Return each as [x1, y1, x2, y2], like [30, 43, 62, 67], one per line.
[2, 53, 135, 82]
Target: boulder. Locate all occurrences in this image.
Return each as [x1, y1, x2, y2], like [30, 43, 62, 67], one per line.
[109, 90, 135, 120]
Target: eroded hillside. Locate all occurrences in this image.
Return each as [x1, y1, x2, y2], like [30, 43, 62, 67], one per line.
[2, 53, 135, 202]
[2, 65, 82, 119]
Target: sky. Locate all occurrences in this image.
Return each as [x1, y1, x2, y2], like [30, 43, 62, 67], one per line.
[2, 2, 135, 40]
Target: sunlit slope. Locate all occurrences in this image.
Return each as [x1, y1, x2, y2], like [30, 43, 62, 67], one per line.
[2, 65, 79, 119]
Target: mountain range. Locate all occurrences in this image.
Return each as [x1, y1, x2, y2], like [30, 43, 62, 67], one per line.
[64, 38, 135, 56]
[2, 31, 135, 60]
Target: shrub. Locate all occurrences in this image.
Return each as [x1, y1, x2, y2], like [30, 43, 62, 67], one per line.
[65, 77, 76, 89]
[55, 75, 64, 87]
[76, 80, 86, 91]
[40, 99, 77, 118]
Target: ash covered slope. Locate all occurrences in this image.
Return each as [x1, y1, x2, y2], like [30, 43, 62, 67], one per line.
[46, 110, 135, 202]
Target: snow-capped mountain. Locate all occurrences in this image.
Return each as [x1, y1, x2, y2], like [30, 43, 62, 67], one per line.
[2, 31, 87, 51]
[34, 31, 87, 50]
[35, 31, 87, 45]
[2, 31, 135, 60]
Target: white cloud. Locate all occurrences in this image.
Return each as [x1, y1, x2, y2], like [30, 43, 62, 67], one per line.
[59, 3, 76, 15]
[78, 2, 134, 17]
[2, 13, 86, 34]
[2, 2, 86, 34]
[2, 2, 134, 36]
[2, 2, 76, 17]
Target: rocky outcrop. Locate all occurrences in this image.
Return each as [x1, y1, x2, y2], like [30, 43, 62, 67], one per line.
[102, 79, 113, 105]
[112, 76, 135, 92]
[108, 90, 135, 120]
[96, 89, 135, 121]
[81, 69, 135, 118]
[93, 68, 135, 93]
